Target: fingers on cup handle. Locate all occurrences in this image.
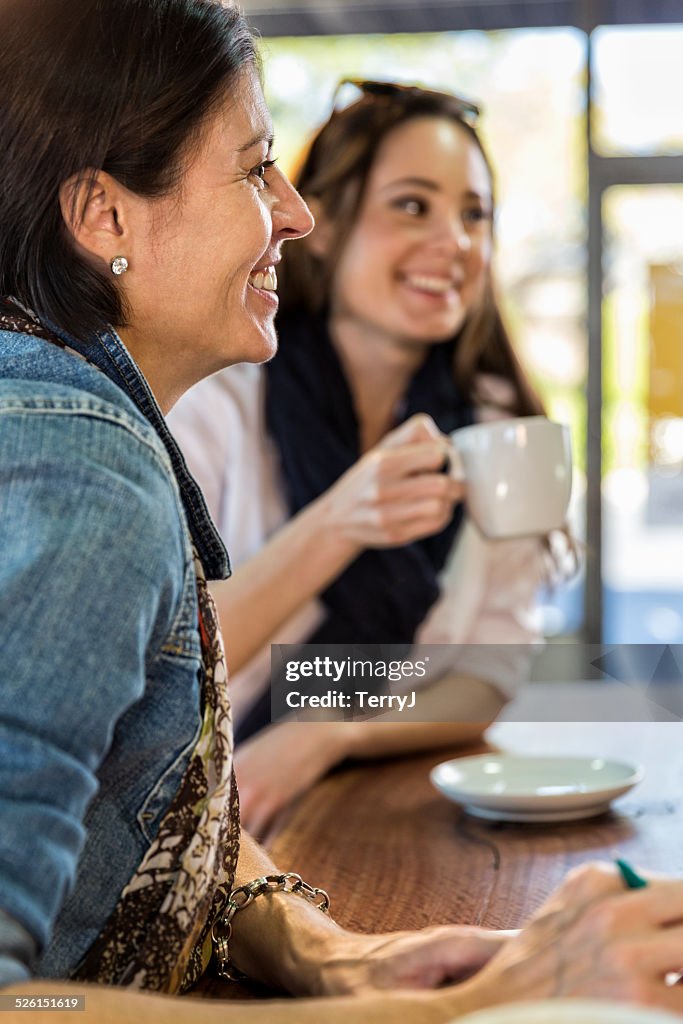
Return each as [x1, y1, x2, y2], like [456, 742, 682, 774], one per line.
[381, 413, 441, 448]
[447, 446, 466, 482]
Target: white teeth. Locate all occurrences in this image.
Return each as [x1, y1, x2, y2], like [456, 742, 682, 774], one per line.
[405, 274, 455, 294]
[249, 266, 278, 291]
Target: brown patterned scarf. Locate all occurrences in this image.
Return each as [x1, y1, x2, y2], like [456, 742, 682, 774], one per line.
[0, 299, 240, 992]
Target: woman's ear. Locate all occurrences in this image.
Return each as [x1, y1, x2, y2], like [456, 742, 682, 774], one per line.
[58, 169, 126, 265]
[301, 196, 335, 259]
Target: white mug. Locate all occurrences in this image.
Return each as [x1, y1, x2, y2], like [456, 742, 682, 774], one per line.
[449, 416, 572, 540]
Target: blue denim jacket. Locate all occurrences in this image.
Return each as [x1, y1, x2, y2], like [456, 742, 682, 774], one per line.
[0, 320, 229, 982]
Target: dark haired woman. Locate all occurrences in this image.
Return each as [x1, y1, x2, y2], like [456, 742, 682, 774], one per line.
[3, 3, 683, 1018]
[170, 82, 550, 834]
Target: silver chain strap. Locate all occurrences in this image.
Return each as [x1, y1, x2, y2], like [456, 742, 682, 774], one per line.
[211, 872, 331, 981]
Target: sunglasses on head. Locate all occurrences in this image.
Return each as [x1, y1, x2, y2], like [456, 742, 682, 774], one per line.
[332, 78, 481, 126]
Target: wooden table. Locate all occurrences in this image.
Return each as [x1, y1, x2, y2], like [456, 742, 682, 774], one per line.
[195, 683, 683, 998]
[263, 684, 683, 934]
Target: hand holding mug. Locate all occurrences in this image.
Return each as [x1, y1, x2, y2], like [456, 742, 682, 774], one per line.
[323, 413, 464, 549]
[448, 416, 572, 539]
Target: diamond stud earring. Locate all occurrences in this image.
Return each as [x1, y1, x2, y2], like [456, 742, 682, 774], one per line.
[110, 256, 129, 276]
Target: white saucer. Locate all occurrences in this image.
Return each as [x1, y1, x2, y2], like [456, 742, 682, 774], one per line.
[454, 999, 682, 1024]
[430, 754, 643, 823]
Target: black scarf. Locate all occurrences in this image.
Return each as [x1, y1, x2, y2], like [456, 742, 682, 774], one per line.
[234, 312, 473, 743]
[268, 311, 473, 640]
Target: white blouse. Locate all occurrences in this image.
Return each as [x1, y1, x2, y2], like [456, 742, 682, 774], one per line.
[169, 363, 543, 724]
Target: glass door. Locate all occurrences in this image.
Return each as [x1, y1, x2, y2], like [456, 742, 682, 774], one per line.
[602, 186, 683, 642]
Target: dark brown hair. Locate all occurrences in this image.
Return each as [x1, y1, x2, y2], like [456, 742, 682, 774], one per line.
[279, 85, 545, 418]
[0, 0, 258, 338]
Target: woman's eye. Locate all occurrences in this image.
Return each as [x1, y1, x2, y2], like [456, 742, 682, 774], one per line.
[249, 158, 277, 189]
[392, 196, 428, 216]
[462, 206, 492, 226]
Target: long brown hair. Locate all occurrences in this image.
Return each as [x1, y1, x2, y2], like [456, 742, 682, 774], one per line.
[278, 81, 545, 418]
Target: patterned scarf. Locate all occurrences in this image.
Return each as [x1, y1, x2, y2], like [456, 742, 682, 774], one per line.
[0, 299, 240, 993]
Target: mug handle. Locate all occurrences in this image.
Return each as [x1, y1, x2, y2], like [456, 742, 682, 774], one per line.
[446, 445, 466, 482]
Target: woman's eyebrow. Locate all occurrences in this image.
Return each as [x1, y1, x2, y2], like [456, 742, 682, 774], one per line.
[380, 176, 439, 192]
[463, 188, 491, 202]
[379, 178, 491, 203]
[237, 130, 274, 154]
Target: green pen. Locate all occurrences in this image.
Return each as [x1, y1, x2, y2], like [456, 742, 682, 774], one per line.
[615, 857, 648, 889]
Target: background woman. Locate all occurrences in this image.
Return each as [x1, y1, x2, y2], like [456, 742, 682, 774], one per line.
[170, 81, 552, 834]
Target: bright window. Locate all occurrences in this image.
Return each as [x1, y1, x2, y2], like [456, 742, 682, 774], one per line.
[593, 26, 683, 156]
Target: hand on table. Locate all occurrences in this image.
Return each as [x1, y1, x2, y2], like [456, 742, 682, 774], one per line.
[447, 862, 683, 1017]
[235, 721, 348, 836]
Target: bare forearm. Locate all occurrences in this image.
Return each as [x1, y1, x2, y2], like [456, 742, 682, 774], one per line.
[1, 981, 459, 1024]
[210, 495, 358, 673]
[341, 720, 488, 760]
[234, 825, 279, 883]
[341, 675, 505, 760]
[228, 830, 348, 994]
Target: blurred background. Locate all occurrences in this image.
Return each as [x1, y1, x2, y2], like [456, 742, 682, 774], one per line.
[242, 0, 683, 648]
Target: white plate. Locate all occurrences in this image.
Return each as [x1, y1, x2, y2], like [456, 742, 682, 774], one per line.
[454, 999, 682, 1024]
[430, 754, 643, 823]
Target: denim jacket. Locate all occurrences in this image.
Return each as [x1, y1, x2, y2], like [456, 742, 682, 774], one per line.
[0, 319, 229, 981]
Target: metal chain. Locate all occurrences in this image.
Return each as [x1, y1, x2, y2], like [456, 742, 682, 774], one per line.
[211, 872, 331, 981]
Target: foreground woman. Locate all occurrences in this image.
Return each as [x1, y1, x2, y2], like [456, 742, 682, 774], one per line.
[170, 81, 551, 833]
[1, 1, 683, 1021]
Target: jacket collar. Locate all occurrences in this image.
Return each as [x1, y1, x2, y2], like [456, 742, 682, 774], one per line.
[48, 315, 231, 581]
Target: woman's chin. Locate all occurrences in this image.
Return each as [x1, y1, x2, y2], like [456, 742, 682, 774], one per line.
[225, 323, 279, 367]
[387, 306, 468, 345]
[399, 321, 467, 346]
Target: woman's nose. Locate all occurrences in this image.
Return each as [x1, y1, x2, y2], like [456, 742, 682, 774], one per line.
[428, 215, 472, 255]
[272, 167, 315, 241]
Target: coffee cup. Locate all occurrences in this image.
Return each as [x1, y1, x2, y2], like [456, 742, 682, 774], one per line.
[448, 416, 572, 540]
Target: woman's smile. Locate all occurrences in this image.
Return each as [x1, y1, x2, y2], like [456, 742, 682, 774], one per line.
[396, 268, 465, 303]
[247, 261, 280, 307]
